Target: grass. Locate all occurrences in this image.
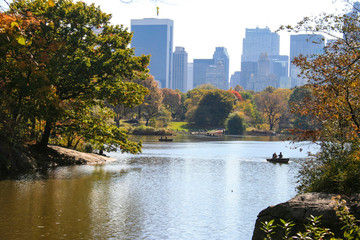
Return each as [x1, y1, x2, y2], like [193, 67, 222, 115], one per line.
[167, 122, 190, 132]
[167, 122, 218, 133]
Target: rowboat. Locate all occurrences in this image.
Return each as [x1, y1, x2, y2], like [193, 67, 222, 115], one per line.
[266, 158, 289, 163]
[159, 137, 173, 142]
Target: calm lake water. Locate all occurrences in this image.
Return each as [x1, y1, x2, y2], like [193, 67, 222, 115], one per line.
[0, 135, 316, 240]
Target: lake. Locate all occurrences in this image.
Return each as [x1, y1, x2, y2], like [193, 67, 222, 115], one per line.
[0, 135, 316, 240]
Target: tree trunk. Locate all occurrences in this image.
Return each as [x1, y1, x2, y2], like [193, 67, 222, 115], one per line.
[114, 116, 120, 128]
[73, 138, 81, 150]
[39, 121, 52, 149]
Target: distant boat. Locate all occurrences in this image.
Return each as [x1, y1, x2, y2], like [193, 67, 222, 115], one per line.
[266, 157, 290, 164]
[159, 137, 173, 142]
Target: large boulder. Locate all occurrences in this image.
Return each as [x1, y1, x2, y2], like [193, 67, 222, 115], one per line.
[252, 193, 360, 239]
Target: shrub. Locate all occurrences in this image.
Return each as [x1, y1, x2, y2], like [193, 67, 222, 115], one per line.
[297, 141, 360, 195]
[225, 112, 246, 135]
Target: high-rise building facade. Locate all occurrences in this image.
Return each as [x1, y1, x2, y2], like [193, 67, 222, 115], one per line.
[213, 47, 230, 86]
[206, 61, 227, 90]
[241, 27, 280, 63]
[131, 18, 174, 88]
[187, 63, 194, 92]
[290, 34, 324, 87]
[193, 59, 214, 88]
[172, 47, 188, 92]
[193, 47, 229, 90]
[230, 71, 241, 88]
[240, 27, 280, 91]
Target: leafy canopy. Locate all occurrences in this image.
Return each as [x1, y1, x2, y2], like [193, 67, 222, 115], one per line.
[0, 0, 150, 153]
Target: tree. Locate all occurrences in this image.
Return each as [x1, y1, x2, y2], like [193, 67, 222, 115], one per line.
[254, 88, 287, 131]
[184, 87, 209, 121]
[191, 89, 235, 128]
[0, 0, 150, 153]
[229, 90, 244, 102]
[160, 88, 181, 120]
[288, 86, 318, 131]
[234, 84, 245, 93]
[241, 100, 264, 128]
[0, 9, 46, 143]
[106, 81, 149, 128]
[283, 5, 360, 194]
[134, 75, 163, 126]
[175, 89, 187, 121]
[226, 112, 246, 135]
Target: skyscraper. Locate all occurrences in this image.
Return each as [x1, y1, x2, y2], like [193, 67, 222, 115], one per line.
[206, 61, 227, 90]
[230, 71, 241, 88]
[187, 63, 194, 92]
[193, 59, 214, 88]
[241, 27, 280, 63]
[131, 18, 174, 88]
[290, 34, 324, 87]
[213, 47, 230, 86]
[193, 47, 229, 90]
[172, 47, 188, 92]
[240, 27, 280, 90]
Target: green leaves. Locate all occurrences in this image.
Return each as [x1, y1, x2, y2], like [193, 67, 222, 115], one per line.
[1, 0, 149, 152]
[191, 89, 235, 128]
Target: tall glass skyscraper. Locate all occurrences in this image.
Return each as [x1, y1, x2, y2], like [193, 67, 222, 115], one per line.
[131, 18, 174, 88]
[213, 47, 230, 86]
[241, 27, 280, 63]
[193, 59, 214, 88]
[193, 47, 229, 90]
[240, 27, 280, 90]
[290, 34, 324, 87]
[172, 47, 188, 92]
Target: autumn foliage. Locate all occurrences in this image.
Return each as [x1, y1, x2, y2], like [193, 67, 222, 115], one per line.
[286, 8, 360, 194]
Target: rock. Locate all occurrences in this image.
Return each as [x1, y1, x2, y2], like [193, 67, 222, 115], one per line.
[252, 193, 360, 239]
[48, 145, 115, 165]
[0, 142, 116, 179]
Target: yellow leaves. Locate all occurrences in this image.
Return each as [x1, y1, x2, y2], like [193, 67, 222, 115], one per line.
[17, 35, 26, 45]
[16, 35, 32, 46]
[11, 22, 19, 29]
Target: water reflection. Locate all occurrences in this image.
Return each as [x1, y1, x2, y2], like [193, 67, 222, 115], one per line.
[0, 137, 315, 240]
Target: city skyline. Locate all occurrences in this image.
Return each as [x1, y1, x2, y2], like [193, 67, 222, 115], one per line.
[79, 0, 349, 75]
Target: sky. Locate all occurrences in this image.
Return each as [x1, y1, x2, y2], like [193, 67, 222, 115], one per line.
[2, 0, 351, 75]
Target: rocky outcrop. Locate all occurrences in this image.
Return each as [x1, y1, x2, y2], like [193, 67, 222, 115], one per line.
[48, 145, 115, 165]
[252, 193, 360, 239]
[0, 142, 115, 179]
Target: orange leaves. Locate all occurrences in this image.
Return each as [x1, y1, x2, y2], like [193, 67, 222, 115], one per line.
[48, 0, 55, 7]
